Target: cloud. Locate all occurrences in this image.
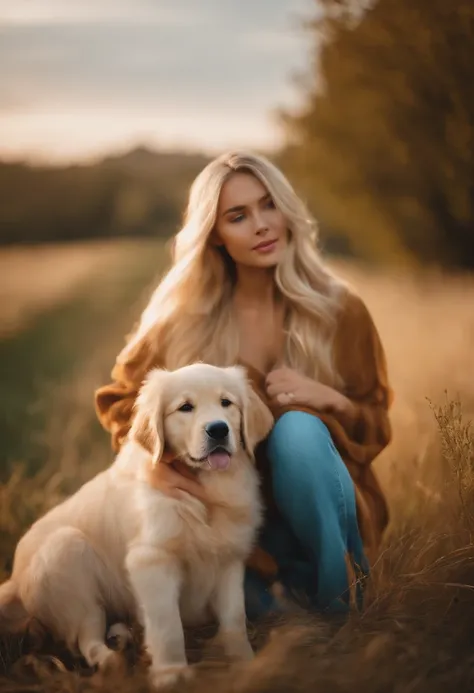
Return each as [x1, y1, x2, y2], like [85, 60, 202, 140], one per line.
[0, 0, 204, 26]
[0, 0, 313, 27]
[0, 17, 311, 109]
[0, 0, 315, 160]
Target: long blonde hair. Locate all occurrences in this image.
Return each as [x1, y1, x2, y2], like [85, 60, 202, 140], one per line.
[120, 151, 348, 386]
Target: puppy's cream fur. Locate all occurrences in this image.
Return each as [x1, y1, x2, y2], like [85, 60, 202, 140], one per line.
[0, 364, 274, 687]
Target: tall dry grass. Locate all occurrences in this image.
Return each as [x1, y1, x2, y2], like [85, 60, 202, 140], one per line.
[0, 239, 167, 571]
[1, 254, 474, 692]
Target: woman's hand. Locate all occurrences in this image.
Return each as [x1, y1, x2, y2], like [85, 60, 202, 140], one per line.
[265, 366, 353, 415]
[145, 451, 209, 503]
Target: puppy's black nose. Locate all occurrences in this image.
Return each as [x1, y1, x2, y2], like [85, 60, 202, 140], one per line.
[205, 420, 229, 440]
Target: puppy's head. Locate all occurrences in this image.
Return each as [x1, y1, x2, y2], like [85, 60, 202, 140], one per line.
[130, 363, 273, 470]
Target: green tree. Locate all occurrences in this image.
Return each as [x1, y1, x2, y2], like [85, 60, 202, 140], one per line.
[280, 0, 474, 268]
[0, 148, 209, 245]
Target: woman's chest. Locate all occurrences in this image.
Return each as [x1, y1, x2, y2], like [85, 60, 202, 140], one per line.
[236, 307, 285, 375]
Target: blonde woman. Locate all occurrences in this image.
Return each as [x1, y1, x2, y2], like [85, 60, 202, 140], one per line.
[95, 151, 392, 618]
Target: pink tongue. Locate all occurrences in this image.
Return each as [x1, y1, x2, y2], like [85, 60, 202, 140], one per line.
[207, 450, 231, 470]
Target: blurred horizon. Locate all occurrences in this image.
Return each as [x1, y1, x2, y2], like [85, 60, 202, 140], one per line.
[0, 0, 472, 271]
[0, 0, 315, 165]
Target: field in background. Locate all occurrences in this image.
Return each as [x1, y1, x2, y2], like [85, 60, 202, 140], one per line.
[0, 239, 167, 567]
[1, 240, 474, 691]
[1, 241, 474, 562]
[0, 241, 155, 338]
[332, 260, 474, 522]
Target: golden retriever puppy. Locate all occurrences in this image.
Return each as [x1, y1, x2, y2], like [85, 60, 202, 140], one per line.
[0, 363, 274, 687]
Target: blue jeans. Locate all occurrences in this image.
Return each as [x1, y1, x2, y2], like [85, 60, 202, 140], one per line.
[245, 411, 369, 620]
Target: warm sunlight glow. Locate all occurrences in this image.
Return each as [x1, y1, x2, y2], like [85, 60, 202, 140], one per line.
[0, 0, 314, 163]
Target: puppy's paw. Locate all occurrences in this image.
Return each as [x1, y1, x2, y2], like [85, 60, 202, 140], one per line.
[150, 664, 194, 690]
[89, 650, 126, 687]
[215, 632, 254, 662]
[228, 638, 254, 662]
[98, 649, 126, 676]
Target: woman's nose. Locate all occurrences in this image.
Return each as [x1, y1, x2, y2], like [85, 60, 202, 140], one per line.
[253, 211, 269, 235]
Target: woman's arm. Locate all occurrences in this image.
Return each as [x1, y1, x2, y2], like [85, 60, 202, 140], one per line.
[95, 333, 157, 451]
[96, 345, 279, 581]
[265, 291, 393, 466]
[319, 290, 393, 465]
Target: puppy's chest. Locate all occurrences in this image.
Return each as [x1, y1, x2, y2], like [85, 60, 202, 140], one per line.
[176, 498, 258, 560]
[138, 471, 261, 560]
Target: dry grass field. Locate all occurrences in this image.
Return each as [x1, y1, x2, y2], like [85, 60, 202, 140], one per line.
[333, 260, 474, 519]
[1, 241, 474, 692]
[0, 241, 155, 338]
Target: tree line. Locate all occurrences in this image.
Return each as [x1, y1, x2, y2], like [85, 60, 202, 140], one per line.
[0, 148, 209, 245]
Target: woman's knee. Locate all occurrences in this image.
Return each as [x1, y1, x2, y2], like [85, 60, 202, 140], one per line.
[268, 411, 332, 459]
[267, 411, 356, 518]
[268, 411, 340, 484]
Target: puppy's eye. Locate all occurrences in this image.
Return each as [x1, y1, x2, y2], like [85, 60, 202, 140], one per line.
[178, 402, 194, 413]
[221, 398, 232, 408]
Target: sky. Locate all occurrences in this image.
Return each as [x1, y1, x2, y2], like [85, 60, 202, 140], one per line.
[0, 0, 316, 164]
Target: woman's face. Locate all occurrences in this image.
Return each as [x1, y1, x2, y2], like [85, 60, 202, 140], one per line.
[214, 172, 288, 269]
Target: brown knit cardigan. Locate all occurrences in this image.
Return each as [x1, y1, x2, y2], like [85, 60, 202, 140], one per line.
[95, 290, 393, 576]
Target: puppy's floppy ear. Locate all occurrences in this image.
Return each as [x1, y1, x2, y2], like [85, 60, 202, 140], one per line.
[129, 368, 167, 468]
[242, 387, 274, 458]
[237, 376, 273, 459]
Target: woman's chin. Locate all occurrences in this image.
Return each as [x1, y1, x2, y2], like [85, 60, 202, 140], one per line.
[255, 251, 284, 268]
[238, 251, 283, 270]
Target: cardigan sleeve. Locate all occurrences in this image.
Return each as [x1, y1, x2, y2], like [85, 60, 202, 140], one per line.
[316, 290, 393, 466]
[94, 333, 158, 452]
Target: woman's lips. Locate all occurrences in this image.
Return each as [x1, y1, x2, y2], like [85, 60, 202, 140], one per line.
[253, 239, 277, 253]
